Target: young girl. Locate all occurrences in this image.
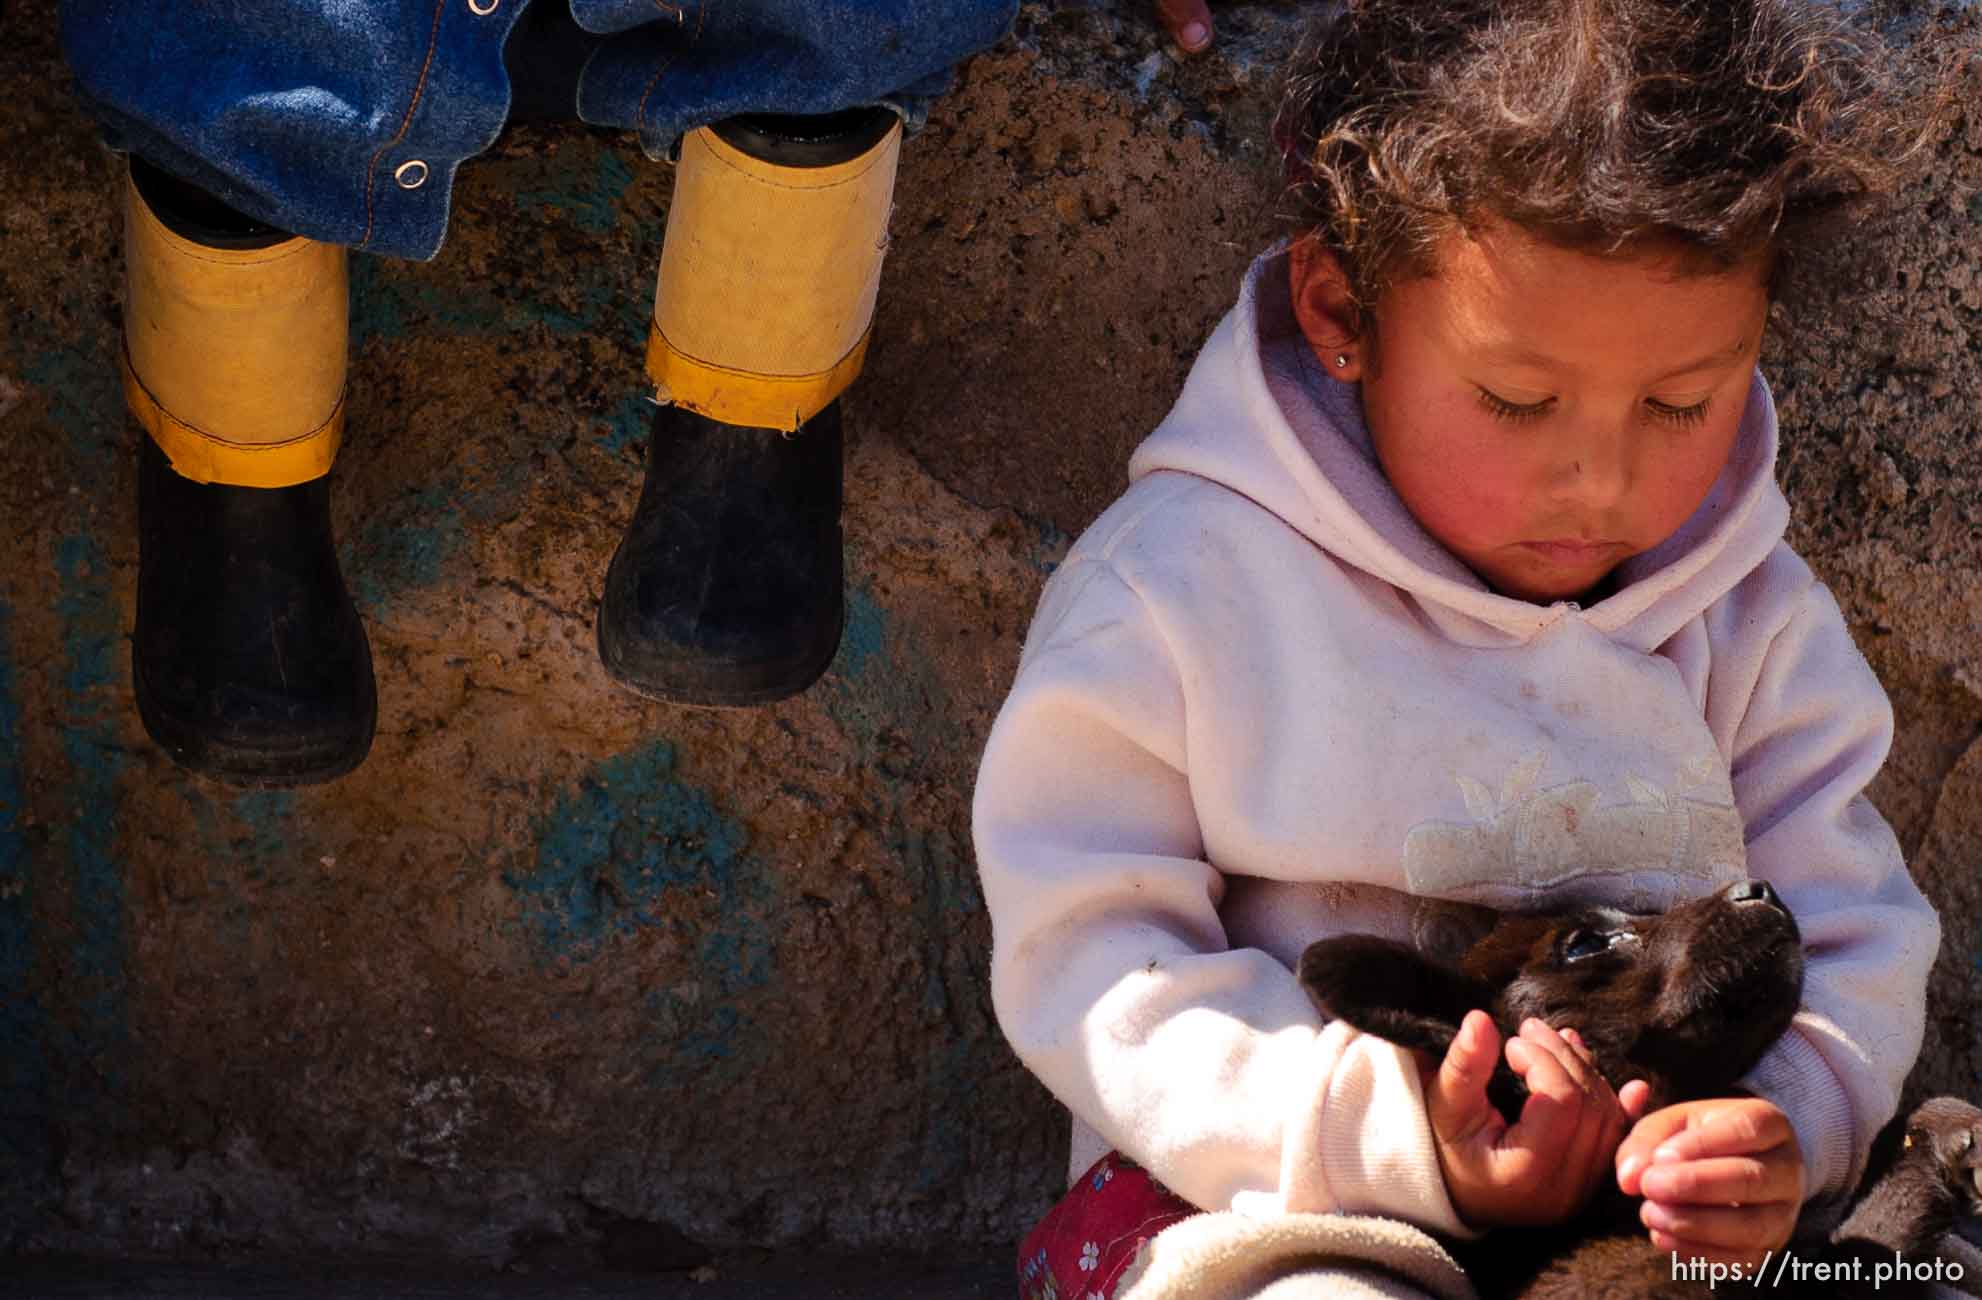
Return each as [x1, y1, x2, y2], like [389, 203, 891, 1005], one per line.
[973, 2, 1946, 1296]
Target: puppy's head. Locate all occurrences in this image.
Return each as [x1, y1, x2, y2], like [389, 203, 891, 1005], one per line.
[1902, 1097, 1982, 1225]
[1847, 1095, 1982, 1254]
[1298, 880, 1805, 1119]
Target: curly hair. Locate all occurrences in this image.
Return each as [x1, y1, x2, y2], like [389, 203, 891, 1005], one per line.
[1274, 0, 1946, 325]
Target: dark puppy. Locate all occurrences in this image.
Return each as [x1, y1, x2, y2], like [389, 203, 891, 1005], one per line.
[1298, 880, 1981, 1299]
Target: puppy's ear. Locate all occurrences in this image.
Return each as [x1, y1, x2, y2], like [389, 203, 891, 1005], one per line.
[1297, 935, 1494, 1059]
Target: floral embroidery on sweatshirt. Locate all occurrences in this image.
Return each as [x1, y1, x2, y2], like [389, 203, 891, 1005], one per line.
[1401, 751, 1745, 901]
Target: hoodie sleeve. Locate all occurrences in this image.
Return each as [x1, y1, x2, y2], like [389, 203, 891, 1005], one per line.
[973, 551, 1471, 1235]
[1705, 550, 1940, 1206]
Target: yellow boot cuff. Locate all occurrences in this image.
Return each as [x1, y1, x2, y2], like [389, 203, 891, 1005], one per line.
[123, 173, 348, 488]
[647, 118, 901, 432]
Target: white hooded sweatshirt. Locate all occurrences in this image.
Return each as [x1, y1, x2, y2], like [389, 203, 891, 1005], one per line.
[972, 249, 1939, 1237]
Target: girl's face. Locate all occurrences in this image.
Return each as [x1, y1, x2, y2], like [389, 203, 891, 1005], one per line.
[1290, 223, 1770, 604]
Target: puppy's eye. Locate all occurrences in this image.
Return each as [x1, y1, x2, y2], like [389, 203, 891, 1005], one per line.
[1562, 929, 1626, 962]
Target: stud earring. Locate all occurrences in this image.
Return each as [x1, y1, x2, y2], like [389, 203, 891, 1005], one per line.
[1334, 353, 1350, 369]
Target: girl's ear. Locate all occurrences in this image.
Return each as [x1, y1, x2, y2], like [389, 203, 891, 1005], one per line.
[1288, 236, 1366, 382]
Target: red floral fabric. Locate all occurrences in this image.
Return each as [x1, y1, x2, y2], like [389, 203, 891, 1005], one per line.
[1018, 1152, 1201, 1300]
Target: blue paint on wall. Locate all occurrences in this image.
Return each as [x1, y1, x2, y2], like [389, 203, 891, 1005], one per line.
[603, 393, 654, 459]
[837, 586, 888, 681]
[509, 744, 777, 1076]
[0, 598, 53, 1229]
[18, 323, 122, 469]
[528, 279, 637, 338]
[344, 483, 472, 616]
[182, 787, 300, 883]
[823, 578, 996, 1192]
[5, 315, 138, 1201]
[228, 791, 302, 878]
[513, 149, 642, 237]
[55, 536, 116, 698]
[512, 743, 768, 968]
[351, 143, 650, 347]
[172, 787, 303, 954]
[644, 992, 745, 1066]
[13, 312, 136, 1120]
[350, 248, 641, 344]
[8, 324, 137, 1129]
[53, 530, 131, 1106]
[349, 258, 514, 344]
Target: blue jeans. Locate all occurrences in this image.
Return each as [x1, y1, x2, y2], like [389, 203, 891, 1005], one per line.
[60, 0, 1015, 260]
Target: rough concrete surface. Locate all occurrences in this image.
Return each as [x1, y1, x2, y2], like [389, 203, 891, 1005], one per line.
[0, 0, 1978, 1287]
[8, 1248, 1009, 1298]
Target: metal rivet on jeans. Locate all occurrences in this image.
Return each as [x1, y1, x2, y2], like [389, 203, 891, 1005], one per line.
[468, 0, 498, 14]
[394, 160, 430, 189]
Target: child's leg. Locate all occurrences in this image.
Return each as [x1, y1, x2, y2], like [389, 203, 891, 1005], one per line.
[123, 155, 374, 785]
[570, 0, 1015, 705]
[598, 107, 900, 705]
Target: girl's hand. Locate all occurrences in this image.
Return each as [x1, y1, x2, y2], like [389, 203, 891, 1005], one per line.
[1424, 1012, 1649, 1228]
[1615, 1097, 1805, 1270]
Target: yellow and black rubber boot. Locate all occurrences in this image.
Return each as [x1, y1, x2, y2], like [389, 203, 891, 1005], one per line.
[598, 107, 900, 706]
[124, 156, 375, 785]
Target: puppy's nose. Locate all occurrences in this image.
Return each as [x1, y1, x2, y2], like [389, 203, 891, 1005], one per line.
[1729, 879, 1778, 907]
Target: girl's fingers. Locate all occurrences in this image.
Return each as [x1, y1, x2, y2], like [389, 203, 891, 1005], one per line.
[1438, 1011, 1499, 1092]
[1520, 1020, 1610, 1098]
[1570, 1055, 1630, 1201]
[1651, 1102, 1791, 1162]
[1509, 1021, 1632, 1208]
[1639, 1154, 1792, 1207]
[1641, 1200, 1790, 1250]
[1509, 1035, 1610, 1179]
[1511, 1021, 1620, 1119]
[1542, 1024, 1629, 1139]
[1593, 1085, 1631, 1171]
[1431, 1011, 1503, 1144]
[1506, 1038, 1582, 1157]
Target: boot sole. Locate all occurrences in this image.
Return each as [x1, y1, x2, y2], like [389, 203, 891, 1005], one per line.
[133, 658, 378, 788]
[595, 603, 844, 708]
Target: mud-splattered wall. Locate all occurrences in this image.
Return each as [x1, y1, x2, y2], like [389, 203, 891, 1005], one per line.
[1, 0, 1978, 1270]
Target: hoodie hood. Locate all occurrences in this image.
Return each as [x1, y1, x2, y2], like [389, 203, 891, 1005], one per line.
[1127, 247, 1790, 653]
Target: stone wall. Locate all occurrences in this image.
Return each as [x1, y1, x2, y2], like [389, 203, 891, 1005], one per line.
[0, 0, 1976, 1268]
